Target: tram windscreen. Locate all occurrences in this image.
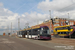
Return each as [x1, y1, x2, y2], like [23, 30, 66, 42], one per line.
[42, 30, 50, 35]
[43, 31, 47, 33]
[40, 26, 50, 35]
[43, 27, 49, 30]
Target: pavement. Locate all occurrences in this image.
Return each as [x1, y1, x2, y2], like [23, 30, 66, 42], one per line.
[0, 35, 75, 50]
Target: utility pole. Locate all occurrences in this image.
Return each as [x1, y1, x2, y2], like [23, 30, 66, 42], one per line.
[26, 22, 29, 28]
[18, 18, 20, 30]
[49, 10, 51, 35]
[7, 25, 9, 34]
[37, 19, 39, 25]
[11, 22, 12, 34]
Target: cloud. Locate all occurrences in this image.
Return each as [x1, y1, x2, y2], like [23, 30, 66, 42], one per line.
[0, 2, 3, 7]
[0, 20, 5, 22]
[0, 2, 48, 32]
[38, 0, 75, 12]
[0, 2, 50, 34]
[21, 12, 49, 26]
[37, 0, 75, 19]
[0, 3, 20, 33]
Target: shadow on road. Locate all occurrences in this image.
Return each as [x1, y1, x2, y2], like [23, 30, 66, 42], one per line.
[38, 39, 52, 41]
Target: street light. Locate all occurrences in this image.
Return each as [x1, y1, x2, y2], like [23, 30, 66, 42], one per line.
[49, 10, 51, 35]
[68, 13, 69, 25]
[68, 13, 71, 38]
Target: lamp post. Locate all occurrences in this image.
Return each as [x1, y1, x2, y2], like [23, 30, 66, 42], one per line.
[49, 10, 51, 35]
[68, 13, 71, 38]
[68, 13, 69, 25]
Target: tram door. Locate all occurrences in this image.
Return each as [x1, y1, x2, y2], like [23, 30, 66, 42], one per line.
[22, 31, 25, 38]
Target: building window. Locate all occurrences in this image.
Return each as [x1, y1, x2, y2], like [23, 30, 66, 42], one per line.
[70, 22, 74, 25]
[54, 24, 59, 26]
[64, 21, 65, 23]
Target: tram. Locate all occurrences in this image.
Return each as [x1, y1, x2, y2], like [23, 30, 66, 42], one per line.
[17, 30, 26, 38]
[53, 25, 75, 38]
[25, 26, 51, 40]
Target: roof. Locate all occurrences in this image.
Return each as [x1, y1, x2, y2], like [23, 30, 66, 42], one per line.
[25, 26, 48, 31]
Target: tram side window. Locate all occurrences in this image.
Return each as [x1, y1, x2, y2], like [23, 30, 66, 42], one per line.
[55, 26, 72, 30]
[21, 32, 22, 35]
[20, 32, 22, 35]
[33, 30, 38, 35]
[64, 32, 69, 34]
[17, 32, 18, 35]
[55, 28, 57, 31]
[58, 32, 69, 34]
[73, 25, 75, 27]
[66, 32, 69, 34]
[63, 27, 68, 29]
[19, 32, 20, 35]
[29, 30, 38, 35]
[56, 28, 63, 30]
[70, 26, 73, 29]
[32, 32, 38, 35]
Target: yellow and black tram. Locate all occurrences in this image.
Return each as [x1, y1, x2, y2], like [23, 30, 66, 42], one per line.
[53, 25, 75, 38]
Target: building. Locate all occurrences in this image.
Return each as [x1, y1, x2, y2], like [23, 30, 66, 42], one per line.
[31, 17, 75, 32]
[3, 32, 5, 36]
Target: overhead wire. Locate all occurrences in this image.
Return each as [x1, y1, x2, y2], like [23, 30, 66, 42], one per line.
[58, 1, 75, 11]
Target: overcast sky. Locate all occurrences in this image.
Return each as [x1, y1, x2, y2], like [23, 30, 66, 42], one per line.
[0, 0, 75, 35]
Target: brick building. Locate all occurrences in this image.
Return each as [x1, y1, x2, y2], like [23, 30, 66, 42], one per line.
[31, 17, 75, 32]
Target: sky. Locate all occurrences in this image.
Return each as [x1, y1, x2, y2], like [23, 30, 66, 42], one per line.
[0, 0, 75, 35]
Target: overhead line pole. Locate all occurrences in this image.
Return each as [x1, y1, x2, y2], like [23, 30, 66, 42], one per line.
[18, 18, 20, 31]
[11, 22, 12, 35]
[7, 25, 9, 34]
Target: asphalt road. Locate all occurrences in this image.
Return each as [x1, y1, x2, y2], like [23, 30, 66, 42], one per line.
[0, 36, 54, 50]
[0, 36, 75, 50]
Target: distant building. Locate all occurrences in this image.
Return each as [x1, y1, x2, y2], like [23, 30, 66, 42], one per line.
[3, 32, 5, 36]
